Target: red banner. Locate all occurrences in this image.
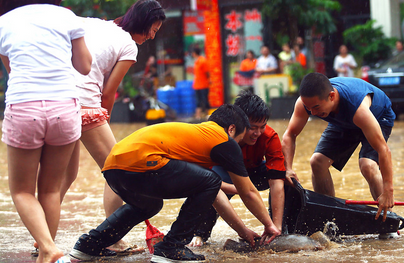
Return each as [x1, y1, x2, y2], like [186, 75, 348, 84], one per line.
[197, 0, 212, 10]
[204, 0, 224, 107]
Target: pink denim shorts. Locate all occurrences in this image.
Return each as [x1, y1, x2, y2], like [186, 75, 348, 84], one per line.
[2, 99, 81, 149]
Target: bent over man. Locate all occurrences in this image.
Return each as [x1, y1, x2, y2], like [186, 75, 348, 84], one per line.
[282, 73, 395, 223]
[70, 104, 280, 263]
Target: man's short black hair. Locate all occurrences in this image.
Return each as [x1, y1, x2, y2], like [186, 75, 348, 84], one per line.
[208, 104, 250, 137]
[234, 90, 269, 123]
[300, 72, 334, 100]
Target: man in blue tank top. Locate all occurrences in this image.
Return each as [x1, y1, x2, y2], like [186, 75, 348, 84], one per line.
[281, 73, 395, 224]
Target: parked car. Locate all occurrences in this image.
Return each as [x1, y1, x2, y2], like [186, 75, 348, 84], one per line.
[361, 51, 404, 117]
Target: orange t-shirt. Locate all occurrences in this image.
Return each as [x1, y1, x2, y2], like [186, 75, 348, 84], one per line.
[240, 58, 257, 71]
[102, 121, 248, 176]
[193, 56, 210, 90]
[296, 53, 306, 68]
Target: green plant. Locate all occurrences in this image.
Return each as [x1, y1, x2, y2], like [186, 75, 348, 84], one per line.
[120, 73, 138, 98]
[276, 35, 290, 48]
[289, 62, 313, 92]
[262, 0, 341, 45]
[61, 0, 136, 20]
[343, 20, 396, 64]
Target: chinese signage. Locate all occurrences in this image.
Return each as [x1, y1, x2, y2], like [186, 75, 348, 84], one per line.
[224, 8, 263, 57]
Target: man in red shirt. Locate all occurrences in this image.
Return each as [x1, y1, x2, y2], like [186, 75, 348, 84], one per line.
[189, 91, 286, 246]
[192, 47, 210, 120]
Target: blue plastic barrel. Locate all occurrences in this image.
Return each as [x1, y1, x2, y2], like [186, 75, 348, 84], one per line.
[176, 80, 196, 117]
[157, 87, 180, 114]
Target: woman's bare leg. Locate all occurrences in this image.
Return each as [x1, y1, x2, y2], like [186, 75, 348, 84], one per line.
[81, 124, 133, 251]
[37, 142, 76, 239]
[80, 123, 123, 216]
[8, 145, 65, 263]
[60, 141, 80, 201]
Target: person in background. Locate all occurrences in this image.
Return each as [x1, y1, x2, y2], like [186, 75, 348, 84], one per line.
[255, 45, 278, 76]
[239, 50, 257, 77]
[69, 104, 280, 262]
[140, 55, 158, 95]
[293, 44, 307, 69]
[61, 0, 166, 255]
[392, 40, 403, 57]
[189, 91, 286, 247]
[144, 55, 158, 79]
[333, 44, 357, 77]
[278, 43, 294, 74]
[192, 47, 210, 121]
[296, 36, 308, 57]
[0, 1, 92, 262]
[281, 73, 395, 236]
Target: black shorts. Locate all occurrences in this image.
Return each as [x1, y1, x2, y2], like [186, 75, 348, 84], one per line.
[314, 124, 392, 171]
[195, 88, 210, 109]
[212, 162, 285, 191]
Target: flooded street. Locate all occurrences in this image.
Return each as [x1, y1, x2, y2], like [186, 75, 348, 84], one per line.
[1, 118, 404, 262]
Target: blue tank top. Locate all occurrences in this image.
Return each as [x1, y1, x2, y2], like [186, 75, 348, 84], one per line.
[309, 77, 395, 130]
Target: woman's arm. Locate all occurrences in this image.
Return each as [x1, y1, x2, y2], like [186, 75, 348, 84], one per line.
[101, 60, 134, 117]
[71, 37, 92, 75]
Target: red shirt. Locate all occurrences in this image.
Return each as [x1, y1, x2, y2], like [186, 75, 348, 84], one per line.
[241, 125, 286, 174]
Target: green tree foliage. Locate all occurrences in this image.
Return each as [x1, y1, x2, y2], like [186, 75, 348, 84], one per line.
[262, 0, 341, 44]
[61, 0, 137, 19]
[343, 20, 396, 64]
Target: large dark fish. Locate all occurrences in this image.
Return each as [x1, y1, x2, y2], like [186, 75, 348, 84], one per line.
[223, 234, 325, 253]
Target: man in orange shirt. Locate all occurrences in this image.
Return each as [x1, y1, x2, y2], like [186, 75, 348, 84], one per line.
[192, 47, 210, 120]
[69, 104, 281, 262]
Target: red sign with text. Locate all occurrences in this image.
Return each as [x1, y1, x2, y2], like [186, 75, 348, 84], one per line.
[183, 10, 205, 35]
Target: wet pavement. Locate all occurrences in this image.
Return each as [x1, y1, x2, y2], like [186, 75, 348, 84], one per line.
[1, 119, 404, 262]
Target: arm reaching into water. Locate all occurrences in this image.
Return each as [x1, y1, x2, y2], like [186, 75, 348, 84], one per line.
[353, 96, 394, 221]
[213, 190, 260, 246]
[281, 97, 310, 186]
[228, 172, 281, 244]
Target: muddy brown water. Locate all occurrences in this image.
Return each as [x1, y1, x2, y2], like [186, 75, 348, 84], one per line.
[1, 119, 404, 262]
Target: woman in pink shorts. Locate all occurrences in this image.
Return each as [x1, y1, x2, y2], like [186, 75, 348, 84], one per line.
[60, 0, 166, 254]
[0, 1, 92, 263]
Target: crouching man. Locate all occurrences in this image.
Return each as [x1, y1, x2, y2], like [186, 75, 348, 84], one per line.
[70, 104, 280, 263]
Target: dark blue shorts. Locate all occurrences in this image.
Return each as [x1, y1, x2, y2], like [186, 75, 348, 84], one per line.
[314, 124, 392, 171]
[195, 88, 210, 109]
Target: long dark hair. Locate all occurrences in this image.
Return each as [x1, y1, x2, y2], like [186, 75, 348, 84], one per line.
[115, 0, 166, 36]
[0, 0, 61, 15]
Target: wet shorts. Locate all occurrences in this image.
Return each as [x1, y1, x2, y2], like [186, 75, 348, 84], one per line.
[2, 99, 81, 149]
[314, 124, 392, 171]
[81, 107, 109, 132]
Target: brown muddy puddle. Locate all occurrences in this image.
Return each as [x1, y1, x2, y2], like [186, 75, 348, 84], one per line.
[1, 119, 404, 262]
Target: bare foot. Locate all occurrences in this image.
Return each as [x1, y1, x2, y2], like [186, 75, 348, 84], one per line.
[36, 247, 63, 263]
[187, 236, 204, 247]
[107, 239, 132, 252]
